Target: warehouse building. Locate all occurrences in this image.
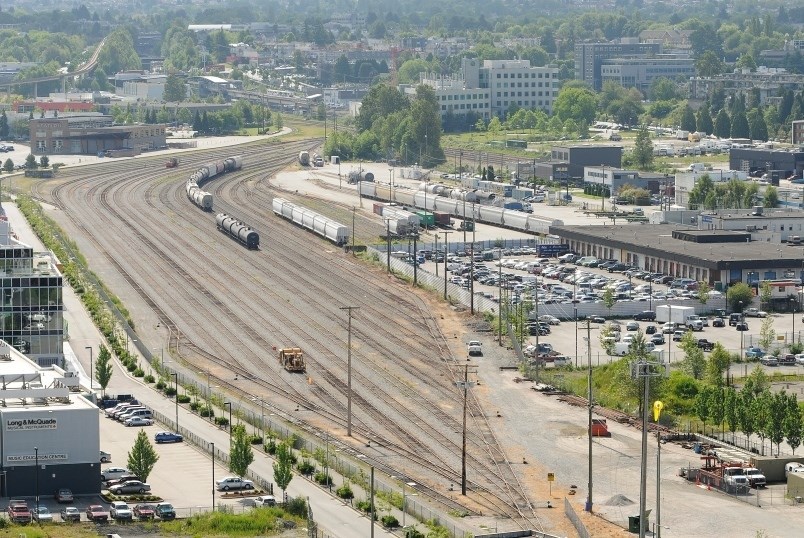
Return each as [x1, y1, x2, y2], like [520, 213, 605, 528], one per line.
[729, 147, 804, 180]
[551, 145, 622, 179]
[0, 342, 98, 497]
[29, 115, 166, 156]
[549, 223, 804, 287]
[0, 217, 64, 367]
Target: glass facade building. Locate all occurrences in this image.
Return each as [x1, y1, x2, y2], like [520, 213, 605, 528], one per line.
[0, 220, 63, 366]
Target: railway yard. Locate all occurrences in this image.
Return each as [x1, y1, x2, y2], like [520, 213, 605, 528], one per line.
[20, 137, 804, 537]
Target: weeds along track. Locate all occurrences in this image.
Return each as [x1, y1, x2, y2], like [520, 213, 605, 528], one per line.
[30, 143, 542, 529]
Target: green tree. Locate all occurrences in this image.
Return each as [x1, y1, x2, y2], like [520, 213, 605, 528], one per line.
[356, 84, 409, 132]
[602, 288, 615, 311]
[730, 110, 750, 138]
[768, 391, 787, 456]
[97, 28, 142, 74]
[0, 111, 8, 139]
[753, 390, 772, 456]
[695, 386, 712, 431]
[726, 283, 753, 312]
[553, 86, 597, 125]
[736, 53, 757, 72]
[737, 391, 756, 446]
[714, 109, 731, 139]
[697, 281, 711, 304]
[697, 107, 713, 135]
[688, 174, 715, 209]
[748, 109, 768, 141]
[743, 365, 770, 397]
[649, 78, 677, 101]
[759, 281, 772, 311]
[163, 75, 186, 103]
[679, 331, 706, 380]
[758, 316, 776, 351]
[709, 387, 725, 434]
[273, 441, 294, 502]
[724, 388, 740, 444]
[39, 156, 49, 168]
[695, 50, 725, 77]
[96, 345, 113, 396]
[275, 113, 283, 130]
[764, 186, 778, 208]
[680, 106, 697, 133]
[229, 424, 255, 478]
[705, 343, 730, 387]
[784, 394, 803, 454]
[127, 430, 160, 483]
[25, 153, 38, 169]
[397, 58, 430, 85]
[632, 126, 654, 170]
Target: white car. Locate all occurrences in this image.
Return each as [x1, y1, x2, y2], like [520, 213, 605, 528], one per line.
[110, 501, 133, 520]
[467, 341, 482, 356]
[100, 467, 129, 482]
[538, 315, 561, 325]
[250, 495, 276, 507]
[216, 476, 254, 491]
[125, 416, 154, 427]
[796, 354, 804, 366]
[33, 506, 53, 522]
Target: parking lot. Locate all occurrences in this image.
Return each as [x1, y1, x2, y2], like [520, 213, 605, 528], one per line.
[416, 248, 804, 372]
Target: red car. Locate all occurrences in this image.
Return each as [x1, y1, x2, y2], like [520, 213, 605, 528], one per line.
[133, 504, 156, 519]
[86, 504, 109, 522]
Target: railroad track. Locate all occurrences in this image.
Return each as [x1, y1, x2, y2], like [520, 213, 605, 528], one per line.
[28, 142, 545, 531]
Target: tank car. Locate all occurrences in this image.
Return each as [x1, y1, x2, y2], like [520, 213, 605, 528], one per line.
[215, 213, 259, 249]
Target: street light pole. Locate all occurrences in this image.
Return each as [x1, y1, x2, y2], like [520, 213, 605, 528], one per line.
[211, 442, 215, 510]
[34, 446, 39, 514]
[440, 231, 452, 300]
[586, 319, 593, 513]
[84, 346, 93, 390]
[340, 306, 359, 437]
[170, 373, 179, 433]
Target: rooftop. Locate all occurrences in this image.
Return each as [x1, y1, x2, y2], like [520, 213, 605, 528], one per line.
[0, 340, 83, 408]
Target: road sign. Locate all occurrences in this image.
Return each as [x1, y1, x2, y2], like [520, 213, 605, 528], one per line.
[547, 473, 555, 482]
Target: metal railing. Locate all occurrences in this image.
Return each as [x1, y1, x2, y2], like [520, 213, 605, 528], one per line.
[564, 497, 590, 538]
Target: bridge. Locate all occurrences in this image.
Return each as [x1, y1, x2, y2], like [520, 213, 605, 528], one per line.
[0, 37, 106, 95]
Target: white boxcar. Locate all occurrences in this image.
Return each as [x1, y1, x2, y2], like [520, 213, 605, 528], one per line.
[502, 210, 529, 230]
[358, 182, 377, 198]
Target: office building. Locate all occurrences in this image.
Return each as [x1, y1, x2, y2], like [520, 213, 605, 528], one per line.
[600, 56, 696, 93]
[575, 41, 661, 91]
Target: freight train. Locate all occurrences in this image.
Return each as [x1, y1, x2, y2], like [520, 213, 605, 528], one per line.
[215, 213, 260, 249]
[357, 182, 562, 235]
[299, 151, 310, 166]
[185, 156, 244, 211]
[272, 197, 349, 246]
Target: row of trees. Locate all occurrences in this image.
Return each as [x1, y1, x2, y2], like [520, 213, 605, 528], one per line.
[687, 175, 767, 210]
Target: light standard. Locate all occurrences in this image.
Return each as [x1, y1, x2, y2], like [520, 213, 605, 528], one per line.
[737, 300, 744, 386]
[224, 401, 232, 438]
[84, 346, 93, 389]
[455, 365, 476, 495]
[251, 397, 265, 443]
[170, 373, 179, 432]
[211, 442, 215, 510]
[34, 446, 39, 514]
[440, 231, 452, 300]
[391, 477, 417, 528]
[340, 306, 359, 437]
[792, 297, 797, 345]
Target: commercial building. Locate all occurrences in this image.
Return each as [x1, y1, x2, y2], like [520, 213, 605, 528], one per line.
[551, 145, 622, 179]
[549, 223, 804, 287]
[0, 341, 97, 497]
[0, 217, 64, 367]
[30, 115, 166, 156]
[696, 208, 804, 245]
[673, 170, 749, 208]
[600, 56, 696, 93]
[583, 166, 661, 194]
[575, 40, 661, 91]
[690, 67, 804, 107]
[793, 120, 804, 146]
[729, 147, 804, 180]
[412, 58, 559, 123]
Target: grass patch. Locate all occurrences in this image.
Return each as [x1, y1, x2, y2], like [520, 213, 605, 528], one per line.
[160, 506, 305, 536]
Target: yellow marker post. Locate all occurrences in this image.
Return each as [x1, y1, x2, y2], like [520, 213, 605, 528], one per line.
[654, 400, 664, 538]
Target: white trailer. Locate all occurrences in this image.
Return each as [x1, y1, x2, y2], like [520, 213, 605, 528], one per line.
[656, 305, 695, 325]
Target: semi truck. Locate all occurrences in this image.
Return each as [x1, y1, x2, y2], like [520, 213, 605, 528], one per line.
[656, 305, 695, 326]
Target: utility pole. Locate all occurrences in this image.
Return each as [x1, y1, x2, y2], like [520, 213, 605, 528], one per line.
[586, 319, 593, 513]
[340, 306, 359, 437]
[632, 355, 667, 538]
[469, 242, 475, 314]
[440, 231, 452, 300]
[386, 219, 391, 273]
[455, 365, 477, 495]
[435, 235, 439, 277]
[413, 233, 418, 285]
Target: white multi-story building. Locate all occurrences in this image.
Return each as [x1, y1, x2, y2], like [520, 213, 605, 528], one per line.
[408, 58, 558, 123]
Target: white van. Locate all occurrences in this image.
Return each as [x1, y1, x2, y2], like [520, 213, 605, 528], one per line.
[613, 341, 655, 356]
[785, 462, 804, 477]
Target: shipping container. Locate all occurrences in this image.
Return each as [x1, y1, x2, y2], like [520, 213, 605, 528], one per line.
[373, 203, 384, 216]
[414, 211, 435, 228]
[432, 212, 451, 226]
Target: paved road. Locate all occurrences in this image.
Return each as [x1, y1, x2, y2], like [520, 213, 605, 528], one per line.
[3, 202, 391, 538]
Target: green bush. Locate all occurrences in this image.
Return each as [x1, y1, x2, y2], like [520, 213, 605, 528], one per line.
[266, 438, 277, 455]
[355, 500, 377, 518]
[335, 483, 353, 499]
[189, 401, 200, 411]
[248, 434, 262, 445]
[126, 361, 137, 372]
[144, 374, 155, 383]
[177, 394, 191, 404]
[164, 386, 177, 397]
[133, 368, 145, 377]
[405, 529, 425, 538]
[155, 380, 165, 390]
[381, 515, 399, 528]
[314, 471, 332, 486]
[285, 497, 308, 518]
[297, 459, 315, 476]
[200, 406, 214, 418]
[215, 416, 229, 426]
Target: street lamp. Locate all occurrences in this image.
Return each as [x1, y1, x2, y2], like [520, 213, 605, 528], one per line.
[211, 442, 215, 511]
[391, 477, 417, 528]
[792, 297, 797, 345]
[224, 402, 232, 438]
[84, 346, 93, 389]
[170, 373, 179, 433]
[34, 446, 39, 514]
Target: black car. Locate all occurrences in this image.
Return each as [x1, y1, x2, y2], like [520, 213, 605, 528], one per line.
[712, 317, 726, 327]
[589, 316, 606, 324]
[634, 311, 656, 321]
[651, 334, 666, 345]
[607, 263, 629, 273]
[645, 325, 657, 334]
[736, 322, 749, 331]
[729, 313, 744, 326]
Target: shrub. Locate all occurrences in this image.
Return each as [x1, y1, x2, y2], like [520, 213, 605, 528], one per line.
[314, 472, 332, 486]
[189, 401, 200, 411]
[144, 374, 155, 383]
[177, 394, 191, 404]
[215, 416, 229, 427]
[297, 459, 315, 476]
[285, 497, 308, 517]
[248, 434, 262, 445]
[266, 438, 277, 455]
[126, 361, 137, 372]
[155, 380, 165, 390]
[164, 386, 177, 397]
[381, 515, 399, 528]
[200, 406, 214, 418]
[336, 483, 353, 499]
[133, 368, 145, 377]
[356, 500, 377, 517]
[405, 529, 425, 538]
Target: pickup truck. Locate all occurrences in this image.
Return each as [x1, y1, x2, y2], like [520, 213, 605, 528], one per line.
[744, 308, 768, 318]
[745, 346, 765, 359]
[697, 339, 715, 351]
[7, 499, 31, 523]
[744, 467, 767, 488]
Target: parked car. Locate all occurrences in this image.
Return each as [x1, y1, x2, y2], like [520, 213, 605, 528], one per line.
[109, 480, 151, 495]
[100, 450, 112, 463]
[32, 506, 53, 523]
[634, 311, 656, 321]
[133, 504, 156, 519]
[645, 325, 657, 334]
[760, 355, 779, 366]
[110, 501, 133, 520]
[745, 347, 765, 359]
[154, 431, 183, 443]
[796, 354, 804, 365]
[651, 334, 665, 345]
[125, 416, 154, 427]
[538, 315, 561, 325]
[672, 330, 686, 341]
[779, 354, 796, 365]
[744, 467, 767, 488]
[86, 505, 109, 522]
[744, 308, 768, 318]
[216, 476, 254, 491]
[54, 488, 74, 503]
[712, 317, 726, 328]
[60, 506, 81, 522]
[729, 313, 744, 326]
[697, 339, 715, 351]
[7, 499, 31, 524]
[735, 322, 749, 331]
[154, 503, 176, 520]
[105, 475, 143, 488]
[625, 321, 639, 331]
[100, 467, 129, 481]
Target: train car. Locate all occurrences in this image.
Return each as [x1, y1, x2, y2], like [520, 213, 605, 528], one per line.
[215, 213, 259, 250]
[393, 188, 416, 206]
[477, 206, 504, 226]
[502, 210, 529, 231]
[413, 192, 437, 212]
[433, 197, 459, 215]
[272, 197, 349, 246]
[187, 186, 213, 211]
[375, 183, 392, 200]
[186, 155, 244, 211]
[358, 181, 377, 198]
[299, 151, 310, 166]
[223, 155, 244, 172]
